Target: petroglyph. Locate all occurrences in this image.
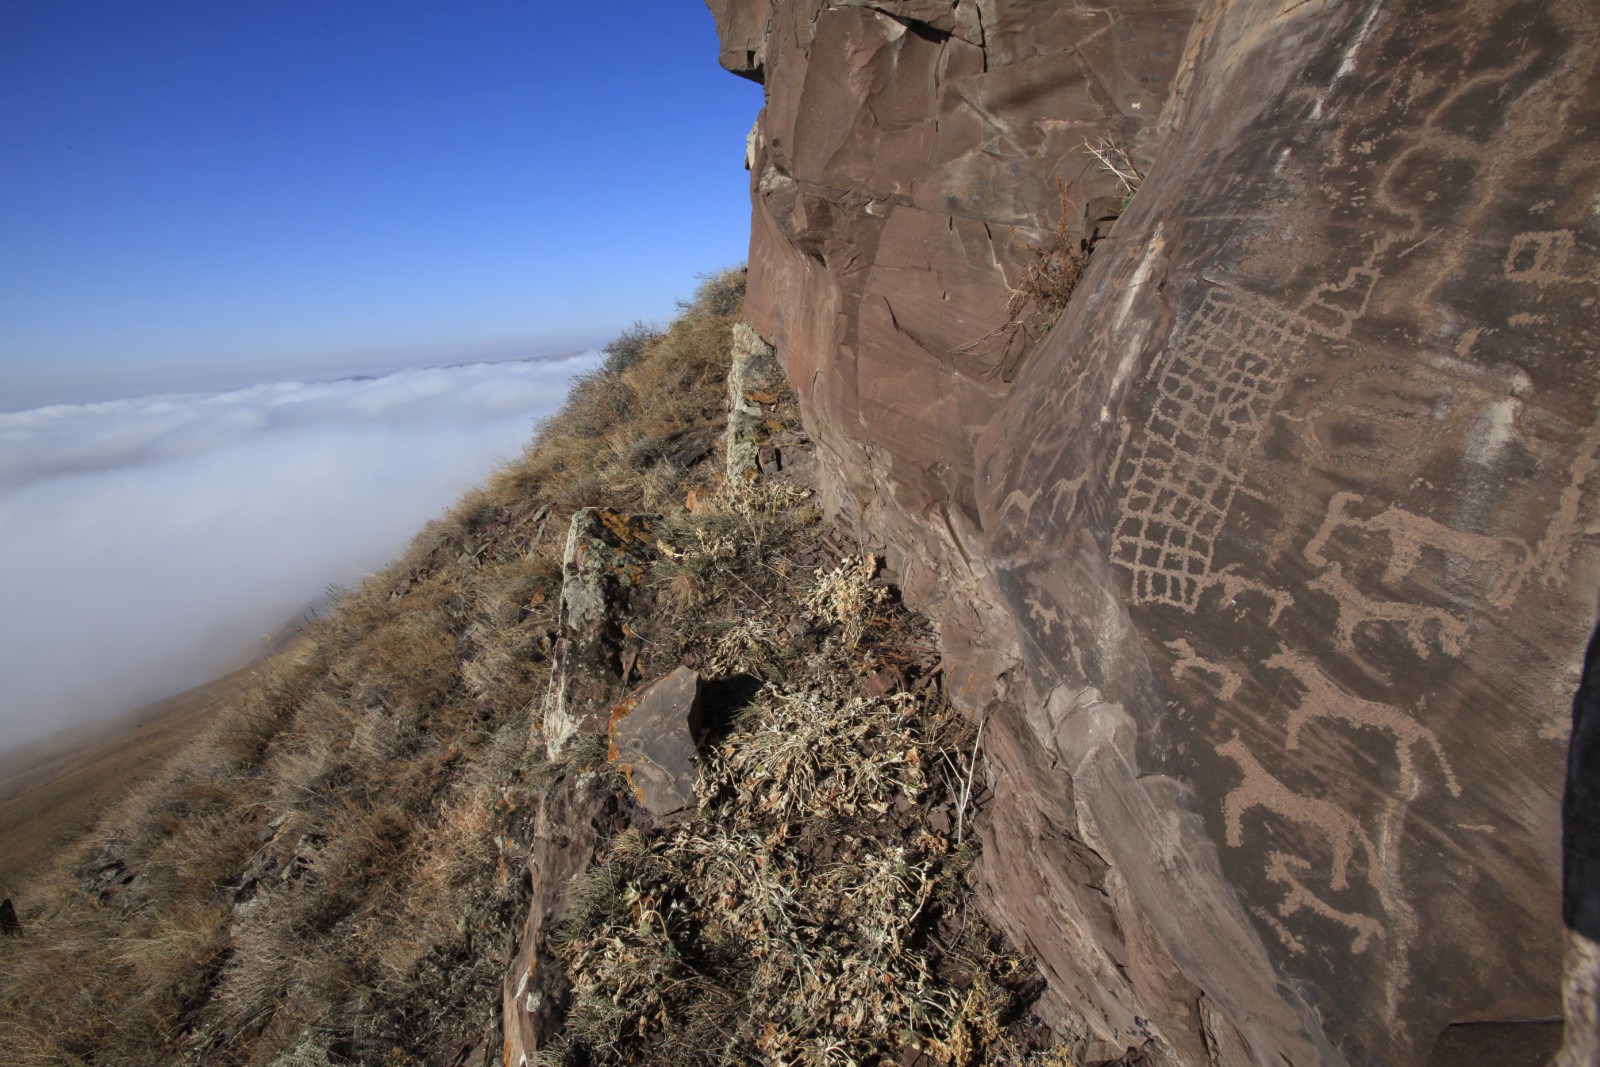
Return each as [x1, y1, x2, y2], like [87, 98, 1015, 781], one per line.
[1211, 566, 1293, 624]
[1297, 262, 1380, 338]
[1218, 731, 1376, 890]
[1503, 229, 1579, 286]
[1532, 413, 1600, 586]
[1264, 649, 1461, 799]
[1304, 490, 1532, 607]
[998, 471, 1087, 534]
[1308, 562, 1468, 658]
[1026, 596, 1062, 635]
[1113, 288, 1306, 612]
[1167, 638, 1243, 702]
[1266, 852, 1385, 954]
[997, 484, 1045, 523]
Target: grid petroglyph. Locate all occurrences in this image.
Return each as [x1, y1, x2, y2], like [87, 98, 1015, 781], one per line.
[1113, 287, 1307, 611]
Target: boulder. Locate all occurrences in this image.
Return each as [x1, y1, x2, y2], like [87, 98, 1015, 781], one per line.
[607, 666, 706, 820]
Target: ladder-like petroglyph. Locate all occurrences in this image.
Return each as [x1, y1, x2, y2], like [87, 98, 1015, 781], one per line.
[1112, 288, 1307, 613]
[1305, 490, 1532, 607]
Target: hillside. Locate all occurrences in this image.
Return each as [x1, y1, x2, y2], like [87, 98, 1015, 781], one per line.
[0, 271, 1083, 1066]
[4, 1, 1598, 1064]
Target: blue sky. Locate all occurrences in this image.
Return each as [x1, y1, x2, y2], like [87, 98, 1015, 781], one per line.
[0, 2, 762, 748]
[1, 2, 760, 408]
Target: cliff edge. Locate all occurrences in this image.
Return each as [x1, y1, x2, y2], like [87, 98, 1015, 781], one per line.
[708, 0, 1600, 1063]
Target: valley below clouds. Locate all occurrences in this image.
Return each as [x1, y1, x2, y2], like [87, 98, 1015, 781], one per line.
[0, 353, 596, 749]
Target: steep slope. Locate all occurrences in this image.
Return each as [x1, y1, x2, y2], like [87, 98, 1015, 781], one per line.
[708, 1, 1599, 1063]
[0, 272, 1080, 1067]
[0, 274, 755, 1065]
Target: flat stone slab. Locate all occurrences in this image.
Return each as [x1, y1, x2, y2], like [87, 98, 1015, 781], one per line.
[607, 667, 705, 820]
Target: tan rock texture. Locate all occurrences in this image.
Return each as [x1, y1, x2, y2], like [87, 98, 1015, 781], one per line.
[709, 0, 1600, 1063]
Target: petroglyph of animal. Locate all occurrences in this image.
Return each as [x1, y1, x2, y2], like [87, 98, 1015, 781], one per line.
[1264, 649, 1461, 799]
[1308, 561, 1468, 658]
[1166, 638, 1244, 702]
[1218, 731, 1377, 891]
[1266, 851, 1385, 954]
[1305, 490, 1531, 607]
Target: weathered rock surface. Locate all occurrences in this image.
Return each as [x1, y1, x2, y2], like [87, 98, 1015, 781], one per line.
[499, 767, 632, 1066]
[607, 666, 706, 819]
[724, 321, 787, 481]
[543, 508, 657, 756]
[710, 0, 1600, 1063]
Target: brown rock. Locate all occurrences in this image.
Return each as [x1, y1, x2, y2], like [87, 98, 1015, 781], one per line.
[607, 667, 706, 820]
[712, 0, 1600, 1063]
[499, 769, 630, 1064]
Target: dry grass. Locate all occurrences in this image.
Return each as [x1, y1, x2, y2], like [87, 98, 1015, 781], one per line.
[1002, 178, 1089, 334]
[547, 679, 1060, 1066]
[1080, 136, 1142, 204]
[537, 442, 1070, 1063]
[0, 269, 751, 1066]
[954, 179, 1090, 375]
[0, 264, 1075, 1065]
[804, 555, 890, 651]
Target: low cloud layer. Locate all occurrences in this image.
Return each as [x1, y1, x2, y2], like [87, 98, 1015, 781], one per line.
[0, 354, 596, 750]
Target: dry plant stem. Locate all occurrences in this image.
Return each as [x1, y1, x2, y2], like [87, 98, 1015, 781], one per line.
[1080, 136, 1142, 196]
[954, 712, 986, 846]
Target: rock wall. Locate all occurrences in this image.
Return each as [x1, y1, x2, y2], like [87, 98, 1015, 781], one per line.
[707, 0, 1600, 1063]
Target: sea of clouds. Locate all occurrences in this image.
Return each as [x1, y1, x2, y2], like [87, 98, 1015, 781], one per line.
[0, 353, 597, 749]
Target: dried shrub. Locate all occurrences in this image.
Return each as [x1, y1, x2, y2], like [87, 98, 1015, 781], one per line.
[601, 320, 663, 377]
[804, 554, 890, 651]
[1003, 178, 1088, 334]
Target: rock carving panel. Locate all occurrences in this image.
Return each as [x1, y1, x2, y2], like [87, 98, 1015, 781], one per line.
[1110, 288, 1302, 613]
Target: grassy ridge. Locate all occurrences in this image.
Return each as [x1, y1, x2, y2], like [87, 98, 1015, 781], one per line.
[0, 270, 1078, 1066]
[0, 271, 745, 1065]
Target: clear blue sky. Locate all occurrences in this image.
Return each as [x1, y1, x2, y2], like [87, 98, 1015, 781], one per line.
[0, 2, 760, 408]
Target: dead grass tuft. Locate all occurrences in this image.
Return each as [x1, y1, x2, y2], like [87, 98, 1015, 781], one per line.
[804, 554, 890, 651]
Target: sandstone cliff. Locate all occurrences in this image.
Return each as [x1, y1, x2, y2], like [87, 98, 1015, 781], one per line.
[707, 0, 1600, 1063]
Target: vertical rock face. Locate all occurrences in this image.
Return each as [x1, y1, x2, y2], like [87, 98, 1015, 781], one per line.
[709, 1, 1600, 1063]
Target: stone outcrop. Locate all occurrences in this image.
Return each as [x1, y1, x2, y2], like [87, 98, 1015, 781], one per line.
[542, 508, 657, 757]
[724, 322, 787, 480]
[498, 765, 631, 1066]
[709, 1, 1600, 1063]
[502, 509, 664, 1065]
